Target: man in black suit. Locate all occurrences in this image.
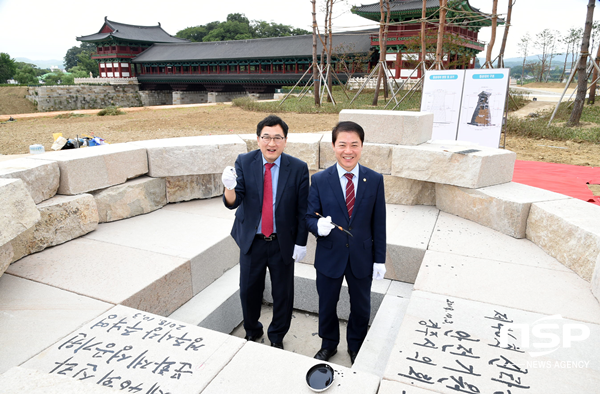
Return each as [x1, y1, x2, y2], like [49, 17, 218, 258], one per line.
[222, 115, 309, 349]
[306, 121, 386, 364]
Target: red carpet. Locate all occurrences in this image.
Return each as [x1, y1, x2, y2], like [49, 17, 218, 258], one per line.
[512, 160, 600, 205]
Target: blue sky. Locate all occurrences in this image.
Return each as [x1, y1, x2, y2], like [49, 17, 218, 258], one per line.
[0, 0, 597, 65]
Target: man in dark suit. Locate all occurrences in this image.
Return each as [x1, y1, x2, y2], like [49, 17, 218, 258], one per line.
[306, 121, 386, 364]
[222, 115, 309, 349]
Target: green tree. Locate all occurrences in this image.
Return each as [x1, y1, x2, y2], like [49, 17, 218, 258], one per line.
[0, 52, 17, 83]
[64, 42, 96, 70]
[203, 20, 253, 42]
[76, 52, 99, 77]
[176, 25, 209, 42]
[13, 65, 39, 84]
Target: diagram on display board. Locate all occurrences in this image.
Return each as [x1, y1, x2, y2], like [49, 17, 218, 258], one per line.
[420, 70, 466, 141]
[457, 69, 510, 148]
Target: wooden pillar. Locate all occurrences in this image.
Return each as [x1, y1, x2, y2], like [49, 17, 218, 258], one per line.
[117, 61, 123, 78]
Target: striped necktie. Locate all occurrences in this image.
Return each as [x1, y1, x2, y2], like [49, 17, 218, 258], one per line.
[345, 173, 355, 218]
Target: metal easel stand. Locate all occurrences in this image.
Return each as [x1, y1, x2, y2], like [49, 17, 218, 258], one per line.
[547, 53, 600, 126]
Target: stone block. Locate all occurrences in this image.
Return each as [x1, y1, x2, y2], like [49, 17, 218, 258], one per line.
[8, 194, 98, 262]
[7, 237, 192, 317]
[385, 205, 439, 283]
[0, 274, 111, 374]
[166, 174, 222, 203]
[239, 133, 323, 171]
[23, 305, 245, 394]
[169, 265, 242, 334]
[31, 143, 148, 195]
[429, 212, 571, 272]
[384, 175, 435, 205]
[0, 178, 40, 274]
[352, 293, 410, 378]
[414, 250, 600, 324]
[436, 182, 570, 238]
[384, 290, 600, 393]
[201, 341, 380, 394]
[0, 158, 60, 203]
[339, 109, 434, 145]
[392, 142, 516, 188]
[265, 262, 390, 324]
[92, 176, 166, 223]
[593, 255, 600, 303]
[526, 198, 600, 282]
[320, 133, 393, 174]
[0, 367, 118, 394]
[130, 135, 246, 177]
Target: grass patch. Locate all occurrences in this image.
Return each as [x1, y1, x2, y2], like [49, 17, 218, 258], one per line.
[97, 106, 125, 116]
[506, 101, 600, 143]
[233, 87, 422, 114]
[54, 113, 89, 119]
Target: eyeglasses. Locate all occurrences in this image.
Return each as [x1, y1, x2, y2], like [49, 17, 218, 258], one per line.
[260, 135, 286, 143]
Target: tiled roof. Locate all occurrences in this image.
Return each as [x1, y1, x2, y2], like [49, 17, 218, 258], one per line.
[132, 31, 375, 63]
[78, 18, 188, 44]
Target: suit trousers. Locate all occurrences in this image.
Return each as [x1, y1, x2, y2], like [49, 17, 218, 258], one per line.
[239, 236, 294, 344]
[316, 262, 372, 352]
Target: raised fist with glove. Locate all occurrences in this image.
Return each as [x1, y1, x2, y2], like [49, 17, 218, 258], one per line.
[221, 166, 237, 190]
[317, 216, 336, 237]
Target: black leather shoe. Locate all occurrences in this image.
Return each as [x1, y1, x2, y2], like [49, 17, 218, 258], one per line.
[348, 350, 358, 364]
[271, 342, 284, 349]
[244, 329, 264, 342]
[314, 348, 337, 361]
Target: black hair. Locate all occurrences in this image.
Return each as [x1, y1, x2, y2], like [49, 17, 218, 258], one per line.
[256, 115, 289, 137]
[332, 121, 364, 144]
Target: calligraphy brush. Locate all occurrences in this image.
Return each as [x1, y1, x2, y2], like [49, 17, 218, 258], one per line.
[314, 212, 353, 237]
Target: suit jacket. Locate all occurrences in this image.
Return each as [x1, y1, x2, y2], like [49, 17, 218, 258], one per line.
[306, 164, 386, 279]
[225, 149, 309, 264]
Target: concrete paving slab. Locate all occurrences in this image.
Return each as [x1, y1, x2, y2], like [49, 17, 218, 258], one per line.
[526, 198, 600, 282]
[130, 135, 247, 177]
[383, 290, 600, 394]
[83, 206, 238, 295]
[161, 195, 235, 220]
[31, 143, 148, 195]
[436, 182, 570, 238]
[392, 142, 516, 188]
[0, 274, 112, 374]
[387, 280, 414, 298]
[169, 265, 242, 334]
[201, 341, 380, 394]
[353, 292, 411, 378]
[386, 205, 439, 283]
[7, 238, 192, 317]
[414, 250, 600, 325]
[0, 367, 119, 394]
[0, 157, 59, 203]
[429, 212, 571, 272]
[339, 109, 433, 145]
[22, 305, 245, 394]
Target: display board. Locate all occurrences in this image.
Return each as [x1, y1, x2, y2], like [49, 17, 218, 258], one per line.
[456, 69, 510, 148]
[420, 70, 466, 141]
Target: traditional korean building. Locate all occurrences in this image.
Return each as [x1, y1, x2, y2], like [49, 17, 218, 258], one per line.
[352, 0, 498, 78]
[77, 17, 189, 79]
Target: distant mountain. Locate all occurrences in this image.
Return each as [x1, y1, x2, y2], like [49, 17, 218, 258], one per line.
[14, 57, 64, 70]
[477, 54, 578, 69]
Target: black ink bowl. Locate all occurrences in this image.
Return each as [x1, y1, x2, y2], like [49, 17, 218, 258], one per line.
[306, 363, 335, 392]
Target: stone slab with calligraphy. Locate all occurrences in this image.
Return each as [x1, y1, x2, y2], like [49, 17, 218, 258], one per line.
[202, 341, 380, 394]
[22, 305, 245, 394]
[383, 290, 600, 393]
[0, 367, 119, 394]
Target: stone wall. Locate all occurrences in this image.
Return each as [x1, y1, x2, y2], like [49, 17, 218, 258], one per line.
[27, 85, 143, 112]
[0, 109, 598, 304]
[139, 90, 174, 106]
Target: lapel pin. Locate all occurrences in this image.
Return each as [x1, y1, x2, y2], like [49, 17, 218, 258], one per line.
[363, 178, 366, 182]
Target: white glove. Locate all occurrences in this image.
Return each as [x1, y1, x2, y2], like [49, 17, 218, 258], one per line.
[222, 166, 237, 190]
[292, 244, 307, 262]
[373, 263, 386, 280]
[317, 216, 336, 237]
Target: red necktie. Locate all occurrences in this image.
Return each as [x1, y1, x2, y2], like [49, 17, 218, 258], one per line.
[345, 173, 355, 218]
[262, 163, 275, 236]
